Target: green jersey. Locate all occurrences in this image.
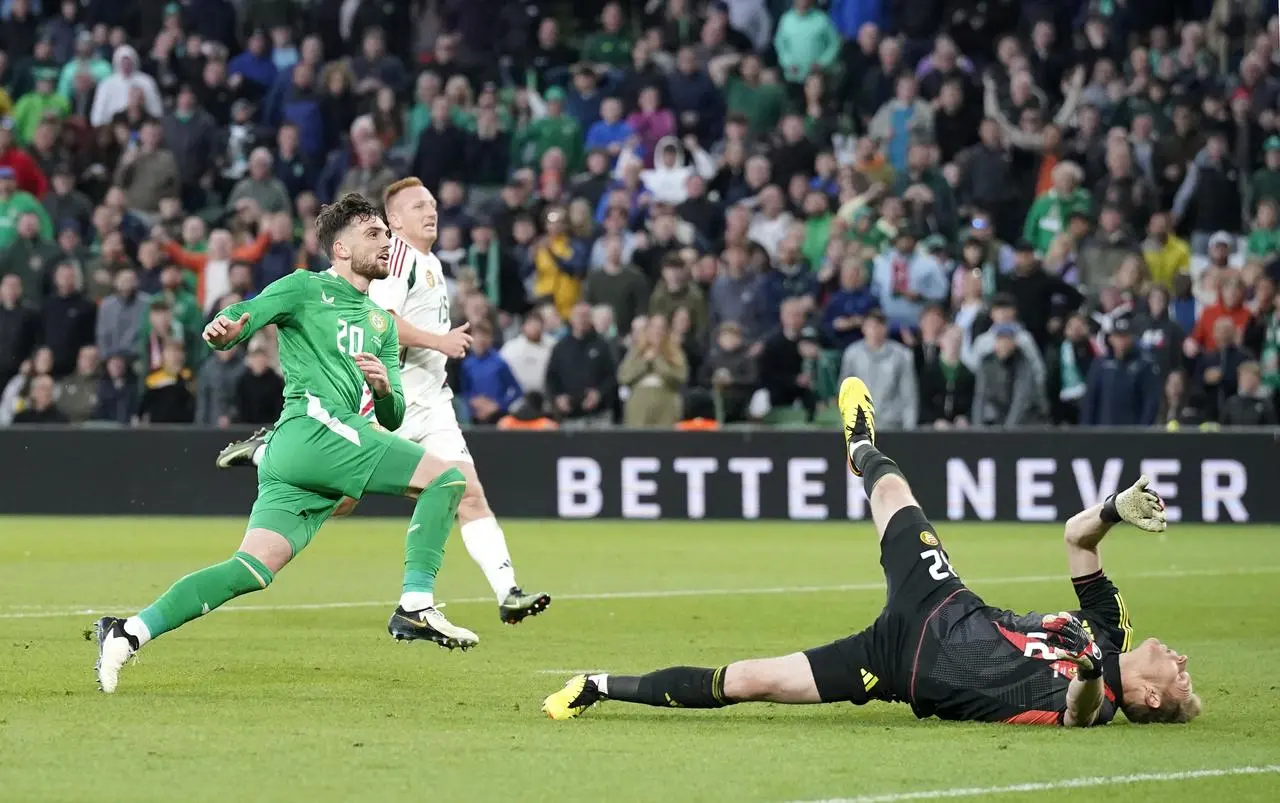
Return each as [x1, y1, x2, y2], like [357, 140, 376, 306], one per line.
[213, 269, 405, 431]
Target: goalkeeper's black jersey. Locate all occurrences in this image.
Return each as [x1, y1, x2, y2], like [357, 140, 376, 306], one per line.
[909, 571, 1130, 725]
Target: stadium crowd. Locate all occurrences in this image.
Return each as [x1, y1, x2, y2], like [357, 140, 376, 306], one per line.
[0, 0, 1278, 431]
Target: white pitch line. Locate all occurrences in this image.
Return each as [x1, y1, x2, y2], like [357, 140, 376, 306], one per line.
[3, 565, 1278, 620]
[785, 765, 1280, 803]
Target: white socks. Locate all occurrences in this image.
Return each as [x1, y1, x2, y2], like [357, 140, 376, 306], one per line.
[461, 516, 517, 600]
[398, 517, 514, 611]
[849, 439, 873, 465]
[252, 444, 266, 466]
[123, 616, 152, 647]
[399, 592, 434, 612]
[589, 673, 609, 695]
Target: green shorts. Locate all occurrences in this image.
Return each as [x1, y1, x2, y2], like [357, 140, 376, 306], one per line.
[246, 409, 423, 555]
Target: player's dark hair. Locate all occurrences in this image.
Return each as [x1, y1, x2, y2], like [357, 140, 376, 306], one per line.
[314, 193, 382, 259]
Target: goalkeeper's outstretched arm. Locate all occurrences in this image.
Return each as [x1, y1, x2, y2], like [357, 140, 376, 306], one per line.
[1063, 502, 1113, 578]
[1063, 475, 1168, 577]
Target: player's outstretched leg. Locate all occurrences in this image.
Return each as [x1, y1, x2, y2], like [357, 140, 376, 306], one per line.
[387, 465, 479, 650]
[216, 427, 272, 469]
[93, 531, 285, 693]
[453, 462, 551, 624]
[838, 377, 920, 537]
[543, 654, 821, 720]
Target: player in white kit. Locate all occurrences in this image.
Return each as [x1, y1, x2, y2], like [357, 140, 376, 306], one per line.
[217, 178, 550, 627]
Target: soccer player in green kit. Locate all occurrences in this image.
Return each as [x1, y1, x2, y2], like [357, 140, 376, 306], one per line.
[93, 194, 478, 694]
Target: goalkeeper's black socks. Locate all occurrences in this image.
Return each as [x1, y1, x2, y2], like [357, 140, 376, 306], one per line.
[850, 442, 903, 496]
[597, 666, 732, 708]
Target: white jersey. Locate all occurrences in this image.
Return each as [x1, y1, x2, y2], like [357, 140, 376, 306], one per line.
[361, 235, 453, 416]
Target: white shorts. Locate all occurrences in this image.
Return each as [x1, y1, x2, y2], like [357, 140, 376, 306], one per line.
[398, 401, 472, 463]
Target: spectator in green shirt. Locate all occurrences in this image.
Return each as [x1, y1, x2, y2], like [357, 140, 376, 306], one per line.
[581, 2, 632, 70]
[1247, 199, 1280, 259]
[0, 167, 53, 254]
[12, 69, 69, 146]
[1023, 161, 1092, 256]
[1250, 136, 1280, 213]
[773, 0, 841, 85]
[718, 53, 785, 136]
[801, 189, 832, 270]
[517, 87, 584, 173]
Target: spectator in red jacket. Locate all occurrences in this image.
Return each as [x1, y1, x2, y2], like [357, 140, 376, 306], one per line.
[1190, 276, 1252, 353]
[0, 118, 48, 198]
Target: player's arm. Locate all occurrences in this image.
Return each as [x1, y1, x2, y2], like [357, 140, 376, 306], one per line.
[370, 320, 406, 431]
[1063, 476, 1165, 651]
[1040, 613, 1107, 727]
[388, 311, 472, 360]
[203, 272, 302, 350]
[1063, 673, 1106, 727]
[1064, 475, 1167, 576]
[367, 270, 472, 359]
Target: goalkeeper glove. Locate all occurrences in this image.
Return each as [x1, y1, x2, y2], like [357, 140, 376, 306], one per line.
[1101, 474, 1167, 532]
[1040, 612, 1104, 680]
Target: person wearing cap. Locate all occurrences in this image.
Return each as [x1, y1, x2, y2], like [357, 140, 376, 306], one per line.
[869, 227, 948, 333]
[1171, 131, 1242, 256]
[11, 67, 68, 145]
[57, 30, 112, 101]
[1189, 230, 1243, 300]
[90, 45, 163, 127]
[972, 321, 1047, 427]
[838, 308, 918, 430]
[1080, 313, 1161, 427]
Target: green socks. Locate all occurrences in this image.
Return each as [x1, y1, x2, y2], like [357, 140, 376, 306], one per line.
[134, 551, 274, 642]
[128, 468, 466, 642]
[401, 467, 467, 598]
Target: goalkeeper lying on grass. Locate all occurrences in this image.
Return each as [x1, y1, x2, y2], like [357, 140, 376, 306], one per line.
[544, 378, 1200, 727]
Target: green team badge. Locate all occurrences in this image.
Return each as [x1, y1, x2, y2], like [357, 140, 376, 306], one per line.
[369, 311, 388, 334]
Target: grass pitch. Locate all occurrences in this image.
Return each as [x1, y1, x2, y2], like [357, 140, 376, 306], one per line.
[2, 517, 1278, 803]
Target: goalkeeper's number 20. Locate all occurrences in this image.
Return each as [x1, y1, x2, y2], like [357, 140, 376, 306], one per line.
[920, 549, 957, 581]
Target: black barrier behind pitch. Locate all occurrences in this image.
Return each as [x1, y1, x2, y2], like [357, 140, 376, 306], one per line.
[0, 428, 1275, 522]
